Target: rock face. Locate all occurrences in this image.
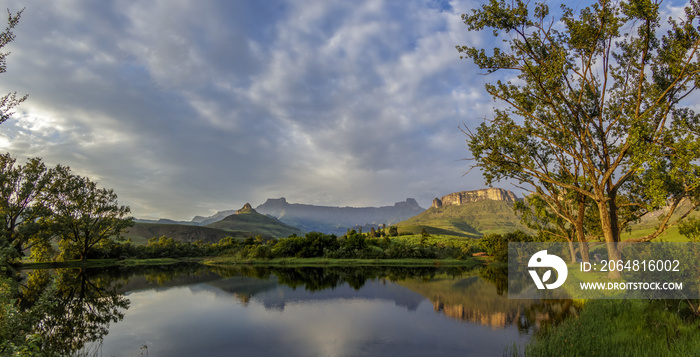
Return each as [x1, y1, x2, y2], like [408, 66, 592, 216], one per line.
[434, 188, 519, 208]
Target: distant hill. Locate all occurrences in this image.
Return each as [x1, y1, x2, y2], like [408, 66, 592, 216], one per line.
[205, 203, 303, 238]
[396, 188, 529, 237]
[255, 197, 425, 234]
[191, 210, 237, 226]
[124, 223, 235, 244]
[127, 204, 303, 243]
[133, 218, 195, 225]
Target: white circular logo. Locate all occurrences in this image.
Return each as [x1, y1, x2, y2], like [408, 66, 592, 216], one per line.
[528, 250, 568, 289]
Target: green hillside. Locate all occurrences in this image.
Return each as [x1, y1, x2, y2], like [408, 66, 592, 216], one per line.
[396, 200, 530, 237]
[124, 223, 235, 244]
[205, 205, 303, 238]
[620, 199, 699, 242]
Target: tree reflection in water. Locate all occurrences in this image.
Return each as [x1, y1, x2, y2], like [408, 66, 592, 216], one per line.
[2, 263, 579, 355]
[1, 268, 129, 356]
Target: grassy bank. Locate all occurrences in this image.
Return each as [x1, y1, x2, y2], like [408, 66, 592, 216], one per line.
[203, 256, 483, 267]
[19, 256, 484, 270]
[515, 299, 700, 356]
[19, 257, 204, 270]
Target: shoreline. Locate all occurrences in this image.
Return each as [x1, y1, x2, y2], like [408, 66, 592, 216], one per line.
[18, 256, 486, 270]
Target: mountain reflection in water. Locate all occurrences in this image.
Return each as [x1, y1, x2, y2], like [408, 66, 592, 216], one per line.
[10, 264, 578, 356]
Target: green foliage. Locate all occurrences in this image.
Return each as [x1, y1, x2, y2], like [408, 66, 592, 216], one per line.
[1, 268, 129, 356]
[272, 232, 339, 258]
[0, 154, 54, 263]
[388, 226, 398, 237]
[250, 244, 272, 259]
[458, 0, 700, 256]
[0, 8, 27, 125]
[0, 153, 135, 265]
[479, 230, 533, 262]
[520, 300, 700, 356]
[679, 217, 700, 242]
[47, 165, 133, 261]
[343, 230, 366, 251]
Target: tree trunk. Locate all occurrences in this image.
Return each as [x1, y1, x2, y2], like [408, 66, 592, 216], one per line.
[82, 236, 89, 261]
[575, 193, 589, 263]
[578, 240, 590, 264]
[567, 240, 577, 264]
[598, 199, 622, 278]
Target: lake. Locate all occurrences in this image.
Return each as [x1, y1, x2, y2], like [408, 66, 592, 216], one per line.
[19, 264, 577, 356]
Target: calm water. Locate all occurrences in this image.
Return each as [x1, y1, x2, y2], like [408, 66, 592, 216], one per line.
[19, 265, 577, 356]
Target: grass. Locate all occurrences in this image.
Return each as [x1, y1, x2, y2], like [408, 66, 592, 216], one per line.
[621, 225, 688, 242]
[396, 201, 532, 236]
[202, 256, 483, 268]
[389, 233, 478, 245]
[559, 263, 628, 299]
[514, 299, 700, 356]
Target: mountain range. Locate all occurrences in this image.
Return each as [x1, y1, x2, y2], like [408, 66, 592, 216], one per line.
[129, 188, 526, 242]
[126, 203, 302, 243]
[128, 187, 699, 244]
[255, 197, 425, 235]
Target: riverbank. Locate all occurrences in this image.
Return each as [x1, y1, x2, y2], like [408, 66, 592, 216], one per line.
[203, 256, 484, 267]
[514, 261, 700, 356]
[18, 257, 203, 270]
[516, 299, 700, 356]
[18, 256, 485, 270]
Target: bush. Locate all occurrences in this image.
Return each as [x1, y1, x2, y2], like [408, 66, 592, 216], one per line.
[479, 230, 533, 262]
[251, 245, 272, 259]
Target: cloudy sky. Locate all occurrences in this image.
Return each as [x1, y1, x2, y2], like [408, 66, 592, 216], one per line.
[0, 0, 687, 220]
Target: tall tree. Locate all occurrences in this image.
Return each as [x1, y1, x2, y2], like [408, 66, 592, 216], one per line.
[48, 166, 133, 261]
[0, 153, 53, 261]
[458, 0, 700, 275]
[0, 9, 27, 125]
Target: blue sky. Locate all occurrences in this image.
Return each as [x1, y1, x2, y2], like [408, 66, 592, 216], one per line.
[0, 0, 689, 220]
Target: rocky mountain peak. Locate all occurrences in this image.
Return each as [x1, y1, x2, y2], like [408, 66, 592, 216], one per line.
[258, 197, 289, 211]
[393, 198, 421, 209]
[237, 203, 254, 214]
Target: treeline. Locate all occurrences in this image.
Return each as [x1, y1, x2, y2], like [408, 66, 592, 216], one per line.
[226, 229, 477, 260]
[0, 153, 132, 268]
[46, 226, 535, 262]
[83, 229, 482, 261]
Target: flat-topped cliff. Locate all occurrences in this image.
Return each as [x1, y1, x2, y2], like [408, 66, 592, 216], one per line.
[432, 188, 519, 209]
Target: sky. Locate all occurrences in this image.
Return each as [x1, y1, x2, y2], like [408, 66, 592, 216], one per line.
[0, 0, 688, 220]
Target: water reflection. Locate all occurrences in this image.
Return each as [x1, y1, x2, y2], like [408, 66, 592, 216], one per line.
[15, 268, 129, 356]
[9, 264, 579, 356]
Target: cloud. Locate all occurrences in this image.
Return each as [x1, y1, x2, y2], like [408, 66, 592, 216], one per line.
[0, 0, 495, 220]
